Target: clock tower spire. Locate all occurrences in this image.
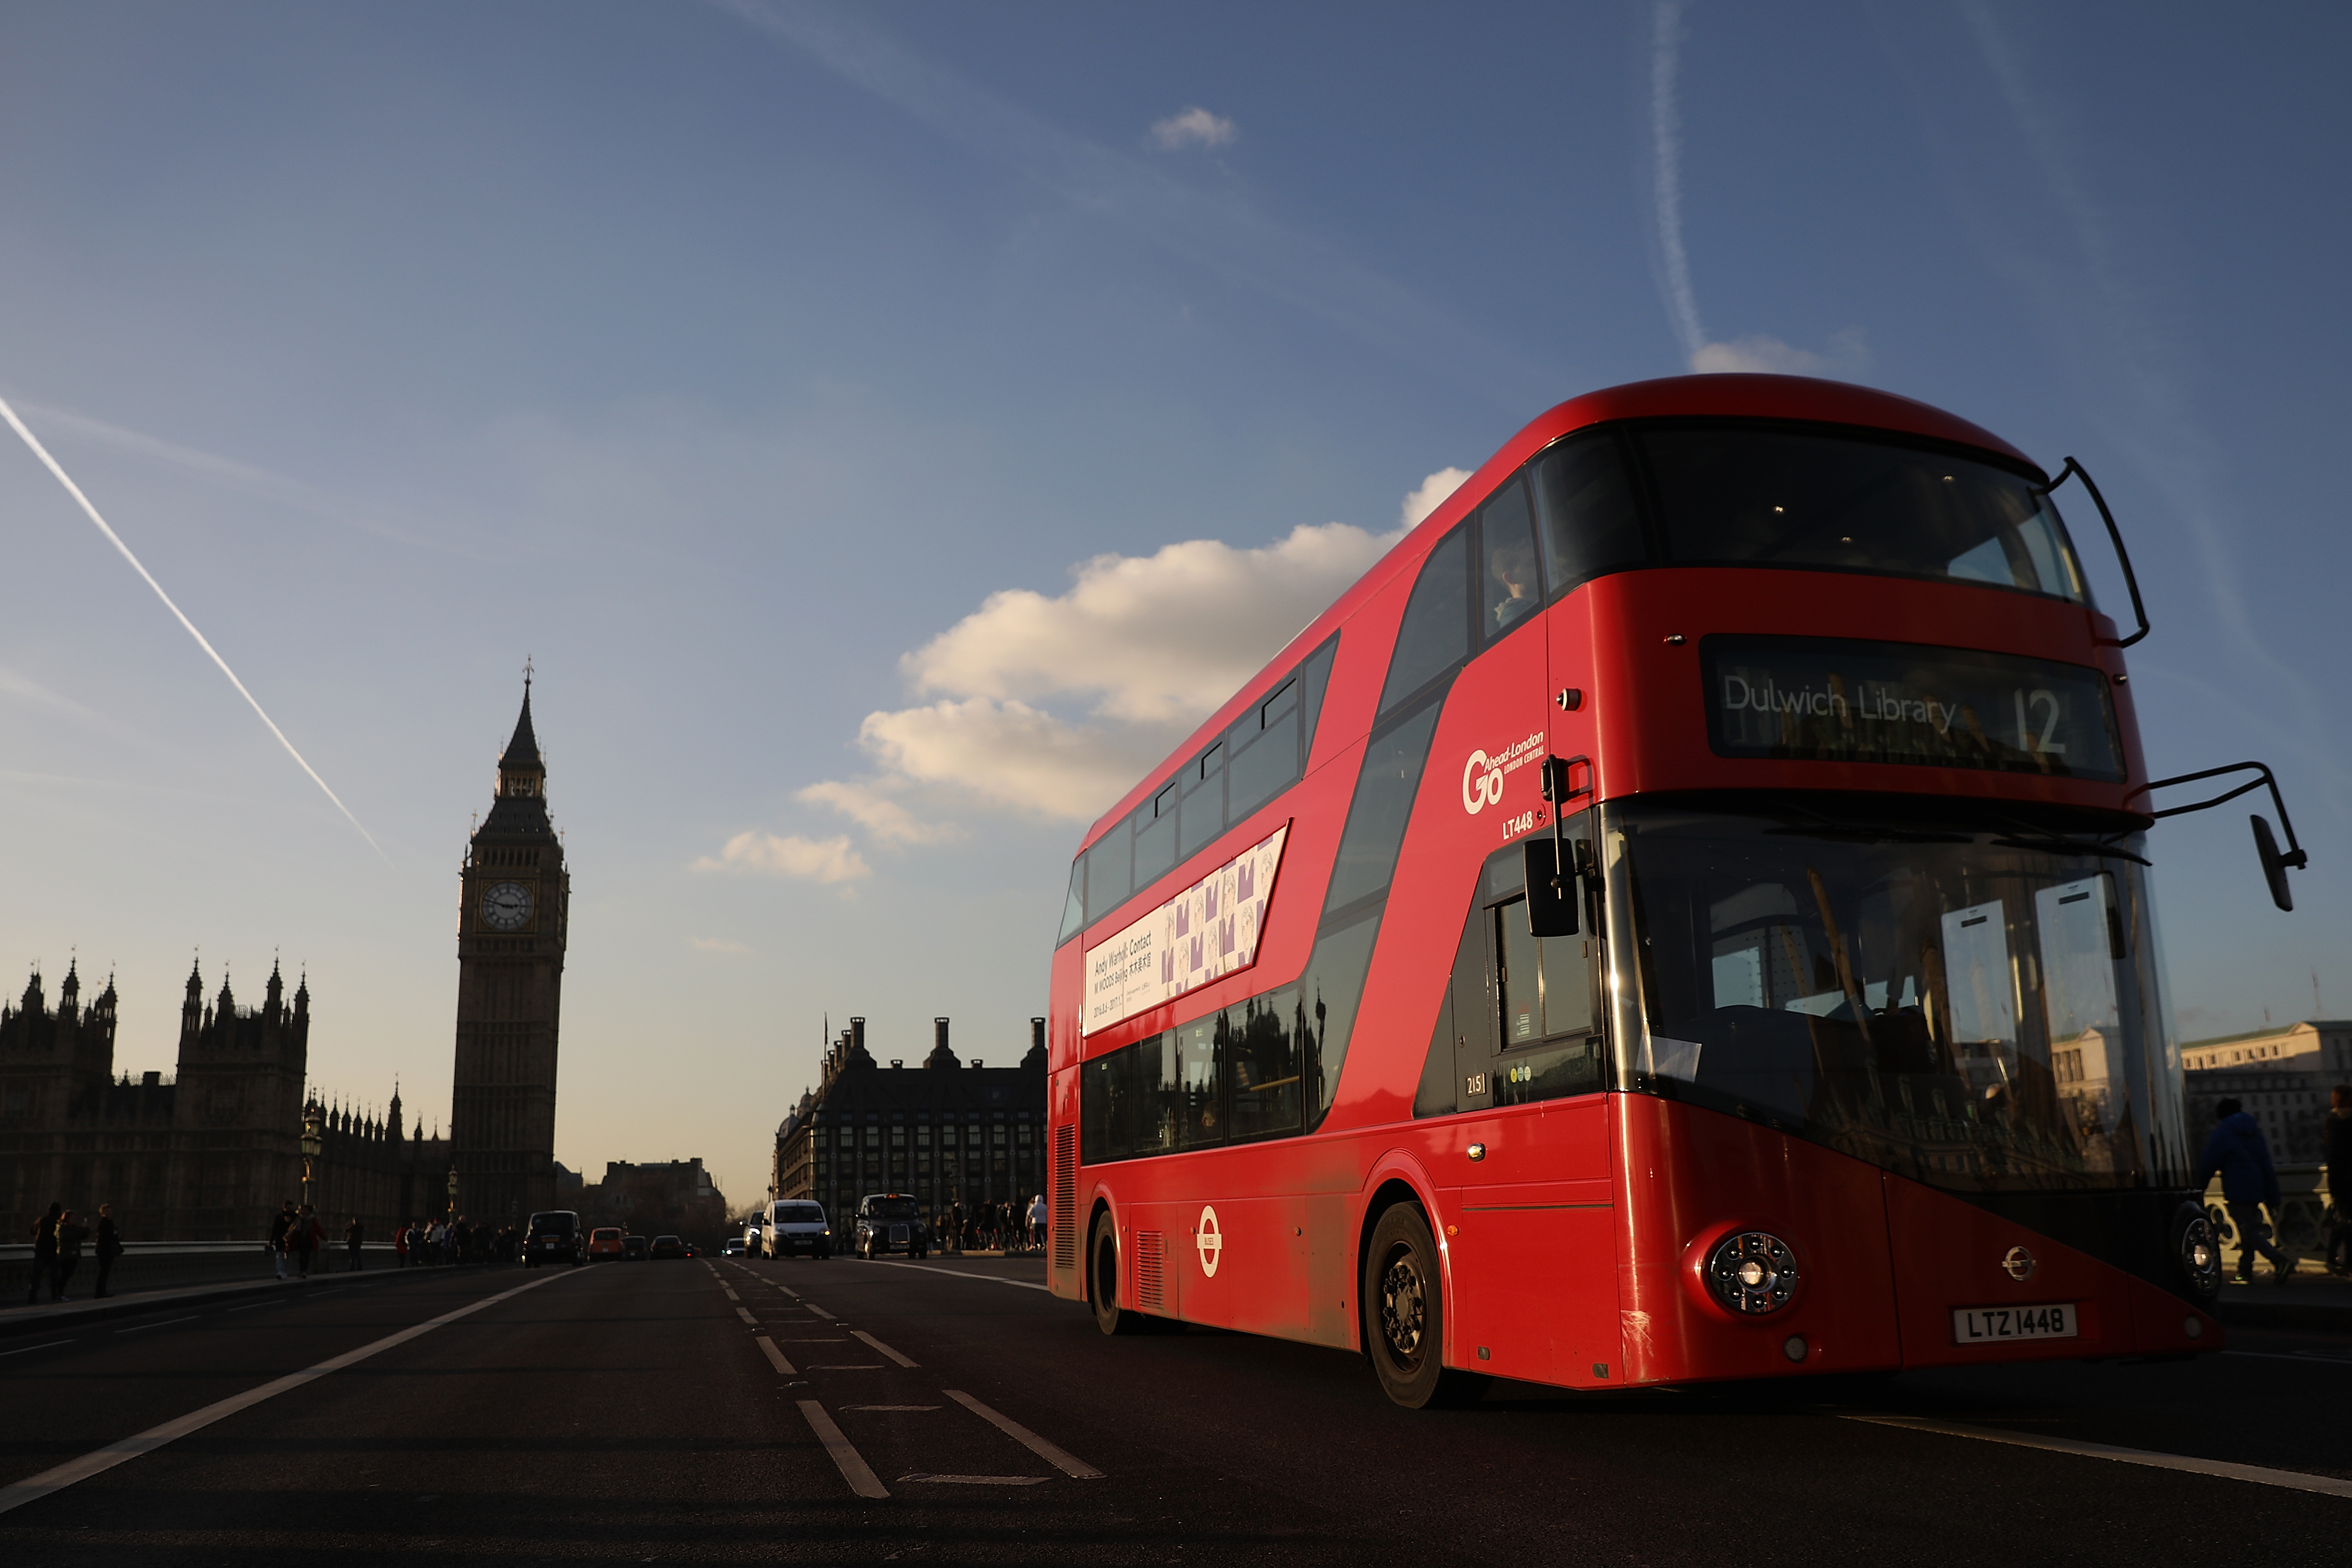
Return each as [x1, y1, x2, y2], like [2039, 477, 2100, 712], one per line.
[449, 668, 570, 1227]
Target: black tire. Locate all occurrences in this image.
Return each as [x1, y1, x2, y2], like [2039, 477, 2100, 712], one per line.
[1363, 1203, 1486, 1409]
[1090, 1209, 1149, 1336]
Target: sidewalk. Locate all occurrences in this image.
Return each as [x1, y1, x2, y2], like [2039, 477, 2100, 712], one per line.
[2213, 1270, 2352, 1334]
[2, 1263, 452, 1339]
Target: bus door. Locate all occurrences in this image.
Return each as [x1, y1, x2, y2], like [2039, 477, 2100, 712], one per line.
[1437, 838, 1619, 1387]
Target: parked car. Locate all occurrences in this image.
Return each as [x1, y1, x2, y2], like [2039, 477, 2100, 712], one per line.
[524, 1210, 584, 1267]
[852, 1193, 929, 1260]
[763, 1200, 832, 1259]
[622, 1235, 649, 1261]
[650, 1234, 686, 1260]
[586, 1226, 625, 1261]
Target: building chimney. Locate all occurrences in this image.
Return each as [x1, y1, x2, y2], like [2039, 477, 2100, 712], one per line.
[936, 1017, 951, 1056]
[1032, 1017, 1046, 1053]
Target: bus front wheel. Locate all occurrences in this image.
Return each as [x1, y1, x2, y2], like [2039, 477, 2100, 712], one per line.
[1089, 1211, 1149, 1336]
[1364, 1204, 1486, 1409]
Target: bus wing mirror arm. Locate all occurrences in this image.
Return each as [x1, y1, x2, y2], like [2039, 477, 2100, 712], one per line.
[2038, 456, 2149, 648]
[2135, 760, 2308, 912]
[1524, 756, 1593, 938]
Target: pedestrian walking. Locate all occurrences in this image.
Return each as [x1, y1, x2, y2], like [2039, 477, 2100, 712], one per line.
[270, 1200, 296, 1279]
[26, 1202, 61, 1304]
[345, 1216, 365, 1272]
[2325, 1084, 2352, 1277]
[394, 1220, 410, 1269]
[949, 1201, 965, 1255]
[94, 1204, 123, 1298]
[51, 1208, 88, 1301]
[2196, 1096, 2297, 1282]
[1028, 1192, 1047, 1251]
[294, 1203, 324, 1278]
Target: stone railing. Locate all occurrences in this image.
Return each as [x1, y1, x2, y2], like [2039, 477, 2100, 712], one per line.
[1, 1239, 397, 1306]
[2205, 1165, 2336, 1272]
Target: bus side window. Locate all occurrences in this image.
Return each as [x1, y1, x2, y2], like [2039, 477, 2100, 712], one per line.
[1179, 742, 1225, 862]
[1057, 859, 1086, 945]
[1324, 698, 1446, 917]
[1414, 956, 1457, 1118]
[1478, 477, 1542, 641]
[1134, 782, 1178, 886]
[1173, 1018, 1223, 1149]
[1378, 525, 1469, 717]
[1227, 676, 1299, 822]
[1534, 431, 1647, 596]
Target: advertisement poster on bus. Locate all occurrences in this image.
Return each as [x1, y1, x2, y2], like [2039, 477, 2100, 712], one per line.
[1082, 824, 1288, 1035]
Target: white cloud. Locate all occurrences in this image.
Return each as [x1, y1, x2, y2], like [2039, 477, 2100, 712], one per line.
[901, 520, 1401, 727]
[795, 779, 961, 845]
[1151, 106, 1237, 150]
[689, 935, 750, 954]
[1690, 328, 1870, 377]
[1401, 467, 1471, 528]
[783, 469, 1457, 830]
[691, 831, 870, 884]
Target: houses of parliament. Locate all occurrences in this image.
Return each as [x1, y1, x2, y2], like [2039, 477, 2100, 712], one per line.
[0, 681, 570, 1239]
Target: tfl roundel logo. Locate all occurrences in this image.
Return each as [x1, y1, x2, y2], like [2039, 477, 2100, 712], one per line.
[1461, 751, 1506, 814]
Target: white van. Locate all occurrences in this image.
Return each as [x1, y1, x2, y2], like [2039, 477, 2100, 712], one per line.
[762, 1199, 831, 1259]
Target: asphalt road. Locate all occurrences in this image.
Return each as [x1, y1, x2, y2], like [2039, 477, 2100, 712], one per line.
[1, 1253, 2346, 1564]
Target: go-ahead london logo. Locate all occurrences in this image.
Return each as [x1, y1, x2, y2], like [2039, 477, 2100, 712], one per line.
[1461, 730, 1547, 815]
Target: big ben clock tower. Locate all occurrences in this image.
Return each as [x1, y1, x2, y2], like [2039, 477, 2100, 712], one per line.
[451, 671, 570, 1226]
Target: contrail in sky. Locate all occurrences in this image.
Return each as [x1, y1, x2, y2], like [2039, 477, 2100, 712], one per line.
[0, 394, 387, 860]
[1650, 0, 1706, 367]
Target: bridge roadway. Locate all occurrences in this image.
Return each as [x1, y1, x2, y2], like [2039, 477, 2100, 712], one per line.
[1, 1253, 2346, 1563]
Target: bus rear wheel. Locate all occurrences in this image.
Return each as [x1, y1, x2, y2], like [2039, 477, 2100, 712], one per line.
[1089, 1210, 1149, 1336]
[1364, 1204, 1486, 1409]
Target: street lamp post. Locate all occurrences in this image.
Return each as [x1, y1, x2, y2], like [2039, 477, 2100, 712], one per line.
[299, 1099, 323, 1210]
[446, 1165, 458, 1223]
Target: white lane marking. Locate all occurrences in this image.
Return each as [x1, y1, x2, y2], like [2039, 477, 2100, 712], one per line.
[805, 1302, 837, 1320]
[1838, 1413, 2352, 1499]
[724, 1287, 740, 1301]
[845, 1405, 939, 1412]
[900, 1473, 1047, 1486]
[736, 1307, 758, 1324]
[810, 1364, 885, 1370]
[2223, 1351, 2352, 1366]
[225, 1300, 287, 1313]
[857, 1259, 1051, 1293]
[773, 1282, 802, 1299]
[943, 1389, 1103, 1480]
[0, 1339, 76, 1358]
[797, 1400, 889, 1498]
[756, 1337, 797, 1376]
[771, 1338, 847, 1342]
[0, 1268, 574, 1516]
[112, 1316, 202, 1335]
[851, 1330, 917, 1368]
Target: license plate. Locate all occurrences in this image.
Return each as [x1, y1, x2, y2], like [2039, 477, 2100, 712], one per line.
[1952, 1302, 2077, 1344]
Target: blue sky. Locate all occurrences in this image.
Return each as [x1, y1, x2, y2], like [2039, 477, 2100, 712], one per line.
[3, 2, 2346, 1204]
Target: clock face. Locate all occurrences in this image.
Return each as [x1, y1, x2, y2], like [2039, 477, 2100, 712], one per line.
[481, 880, 534, 931]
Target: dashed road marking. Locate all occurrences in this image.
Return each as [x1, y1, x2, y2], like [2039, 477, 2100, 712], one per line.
[845, 1404, 939, 1412]
[0, 1267, 577, 1517]
[810, 1364, 885, 1370]
[944, 1389, 1103, 1479]
[851, 1329, 917, 1367]
[0, 1339, 76, 1358]
[797, 1400, 888, 1499]
[112, 1316, 202, 1335]
[900, 1473, 1047, 1486]
[723, 1287, 740, 1301]
[805, 1302, 837, 1320]
[857, 1258, 1052, 1293]
[1836, 1412, 2352, 1498]
[755, 1337, 797, 1376]
[735, 1307, 758, 1325]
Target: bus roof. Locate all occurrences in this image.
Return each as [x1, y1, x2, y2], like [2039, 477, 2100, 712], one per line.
[1080, 374, 2042, 850]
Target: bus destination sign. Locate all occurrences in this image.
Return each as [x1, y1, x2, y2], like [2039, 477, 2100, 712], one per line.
[1702, 635, 2124, 782]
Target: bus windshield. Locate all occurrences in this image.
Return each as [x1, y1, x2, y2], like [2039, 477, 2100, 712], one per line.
[1636, 424, 2087, 601]
[1609, 799, 2181, 1194]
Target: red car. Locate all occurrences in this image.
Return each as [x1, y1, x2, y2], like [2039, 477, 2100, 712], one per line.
[585, 1226, 625, 1261]
[650, 1235, 686, 1260]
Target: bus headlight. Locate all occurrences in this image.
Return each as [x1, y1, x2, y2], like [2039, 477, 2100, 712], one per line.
[1705, 1231, 1800, 1316]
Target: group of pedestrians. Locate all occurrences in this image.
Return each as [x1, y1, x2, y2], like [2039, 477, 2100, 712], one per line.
[388, 1215, 517, 1267]
[2196, 1085, 2352, 1281]
[22, 1202, 124, 1302]
[929, 1196, 1048, 1254]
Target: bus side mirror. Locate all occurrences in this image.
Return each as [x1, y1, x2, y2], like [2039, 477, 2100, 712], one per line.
[1524, 838, 1578, 938]
[2251, 815, 2298, 912]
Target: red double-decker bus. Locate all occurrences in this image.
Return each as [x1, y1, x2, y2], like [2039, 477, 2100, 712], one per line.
[1042, 374, 2303, 1406]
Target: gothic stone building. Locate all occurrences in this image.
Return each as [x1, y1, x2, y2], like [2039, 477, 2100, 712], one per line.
[449, 683, 571, 1228]
[0, 960, 449, 1240]
[770, 1017, 1047, 1222]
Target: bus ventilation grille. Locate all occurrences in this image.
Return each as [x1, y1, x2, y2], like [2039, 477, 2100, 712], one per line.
[1052, 1123, 1077, 1271]
[1136, 1230, 1166, 1311]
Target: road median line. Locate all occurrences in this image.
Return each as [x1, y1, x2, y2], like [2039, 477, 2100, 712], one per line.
[756, 1336, 797, 1375]
[851, 1329, 917, 1367]
[798, 1400, 889, 1498]
[943, 1389, 1102, 1479]
[0, 1268, 578, 1517]
[1835, 1412, 2352, 1498]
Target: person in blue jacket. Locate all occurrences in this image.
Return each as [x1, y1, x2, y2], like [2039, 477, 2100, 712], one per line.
[2196, 1097, 2296, 1283]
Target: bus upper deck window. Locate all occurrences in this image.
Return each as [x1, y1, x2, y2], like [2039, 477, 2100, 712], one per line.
[1478, 478, 1541, 639]
[1534, 432, 1647, 596]
[1638, 424, 2089, 603]
[1378, 526, 1468, 717]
